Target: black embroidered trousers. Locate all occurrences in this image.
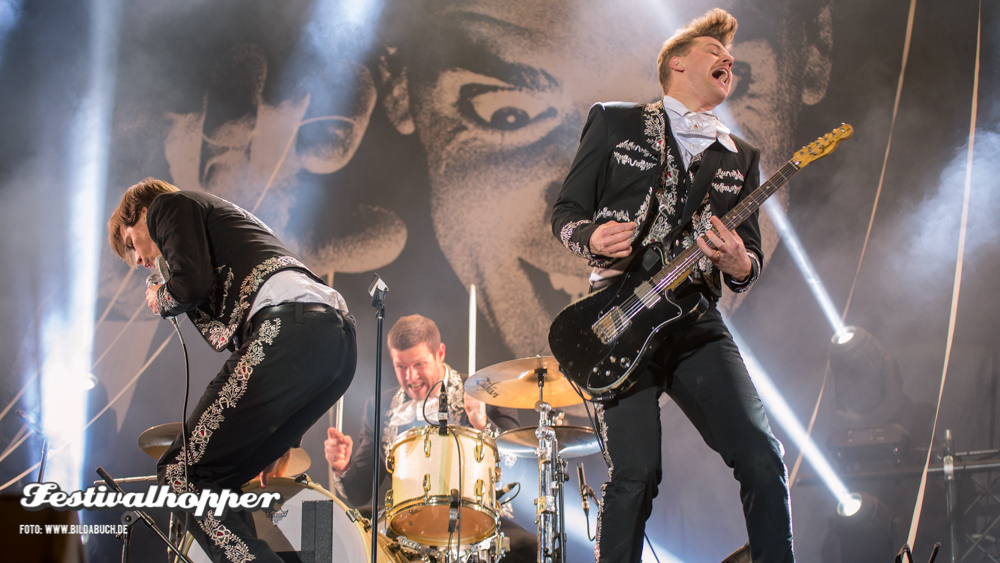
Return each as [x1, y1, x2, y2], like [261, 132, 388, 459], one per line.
[595, 306, 793, 563]
[156, 305, 357, 563]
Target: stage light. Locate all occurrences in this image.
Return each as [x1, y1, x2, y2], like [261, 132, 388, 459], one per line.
[828, 326, 906, 419]
[729, 327, 855, 508]
[833, 491, 898, 563]
[837, 492, 863, 517]
[834, 328, 855, 345]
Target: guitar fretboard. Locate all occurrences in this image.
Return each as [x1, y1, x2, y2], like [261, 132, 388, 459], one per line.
[626, 159, 801, 318]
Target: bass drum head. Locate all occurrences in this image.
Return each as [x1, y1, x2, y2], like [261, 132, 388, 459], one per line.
[182, 477, 404, 562]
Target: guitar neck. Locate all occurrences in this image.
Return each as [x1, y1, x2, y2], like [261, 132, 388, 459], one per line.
[720, 160, 800, 232]
[649, 159, 801, 292]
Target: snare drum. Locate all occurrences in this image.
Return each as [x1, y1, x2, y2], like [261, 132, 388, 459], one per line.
[181, 477, 405, 562]
[386, 425, 500, 546]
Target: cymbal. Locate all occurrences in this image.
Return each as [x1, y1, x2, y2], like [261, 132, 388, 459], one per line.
[138, 422, 182, 460]
[464, 356, 589, 408]
[137, 423, 311, 476]
[496, 426, 601, 459]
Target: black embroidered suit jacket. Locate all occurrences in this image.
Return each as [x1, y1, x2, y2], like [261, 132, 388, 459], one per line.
[146, 191, 323, 351]
[551, 100, 763, 297]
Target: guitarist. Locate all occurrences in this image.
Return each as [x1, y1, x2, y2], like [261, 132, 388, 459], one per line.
[551, 9, 793, 563]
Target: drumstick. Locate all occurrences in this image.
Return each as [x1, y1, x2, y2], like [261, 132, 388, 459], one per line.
[469, 284, 477, 377]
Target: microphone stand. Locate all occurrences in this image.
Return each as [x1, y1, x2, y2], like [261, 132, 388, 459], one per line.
[95, 467, 193, 563]
[368, 274, 388, 560]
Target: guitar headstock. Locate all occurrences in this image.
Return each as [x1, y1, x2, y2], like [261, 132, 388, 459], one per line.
[792, 123, 853, 168]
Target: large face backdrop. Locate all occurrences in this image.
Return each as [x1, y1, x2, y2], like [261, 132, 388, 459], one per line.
[1, 0, 998, 562]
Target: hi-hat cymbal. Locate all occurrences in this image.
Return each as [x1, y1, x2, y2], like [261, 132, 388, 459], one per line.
[465, 356, 589, 408]
[496, 425, 601, 459]
[137, 423, 311, 476]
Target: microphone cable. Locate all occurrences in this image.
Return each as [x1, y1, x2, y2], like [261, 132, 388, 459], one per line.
[168, 316, 191, 498]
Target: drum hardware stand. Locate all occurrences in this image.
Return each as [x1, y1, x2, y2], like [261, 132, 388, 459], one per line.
[368, 273, 389, 560]
[532, 368, 567, 563]
[95, 467, 193, 563]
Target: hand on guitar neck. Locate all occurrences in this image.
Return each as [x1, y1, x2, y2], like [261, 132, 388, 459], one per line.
[696, 216, 752, 282]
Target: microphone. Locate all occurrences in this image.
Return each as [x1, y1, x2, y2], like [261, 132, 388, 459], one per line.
[146, 256, 179, 323]
[496, 481, 519, 505]
[438, 377, 449, 436]
[146, 255, 169, 288]
[577, 463, 590, 516]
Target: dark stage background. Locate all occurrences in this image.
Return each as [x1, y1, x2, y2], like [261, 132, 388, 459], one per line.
[1, 0, 998, 562]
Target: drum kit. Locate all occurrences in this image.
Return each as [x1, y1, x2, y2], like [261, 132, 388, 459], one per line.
[129, 356, 598, 563]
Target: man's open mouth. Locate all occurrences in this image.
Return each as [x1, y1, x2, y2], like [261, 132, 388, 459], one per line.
[712, 68, 730, 86]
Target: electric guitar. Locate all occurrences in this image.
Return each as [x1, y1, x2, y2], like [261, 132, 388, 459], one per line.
[548, 124, 854, 401]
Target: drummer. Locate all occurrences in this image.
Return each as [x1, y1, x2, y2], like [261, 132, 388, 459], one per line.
[324, 314, 536, 562]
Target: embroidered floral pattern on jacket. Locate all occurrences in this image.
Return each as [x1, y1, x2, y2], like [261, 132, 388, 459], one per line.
[595, 207, 632, 223]
[612, 151, 656, 171]
[615, 140, 653, 159]
[559, 219, 597, 261]
[157, 286, 182, 315]
[643, 101, 666, 164]
[191, 256, 304, 351]
[198, 514, 255, 563]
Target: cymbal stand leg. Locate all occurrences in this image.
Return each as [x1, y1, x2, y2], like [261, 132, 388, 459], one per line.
[533, 370, 563, 563]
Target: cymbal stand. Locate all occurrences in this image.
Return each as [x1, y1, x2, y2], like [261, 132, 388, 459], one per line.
[533, 368, 567, 563]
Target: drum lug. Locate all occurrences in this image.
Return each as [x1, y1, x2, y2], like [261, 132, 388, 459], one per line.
[423, 433, 432, 458]
[475, 434, 485, 462]
[422, 474, 431, 502]
[475, 479, 485, 504]
[385, 489, 394, 510]
[386, 453, 395, 474]
[346, 508, 372, 532]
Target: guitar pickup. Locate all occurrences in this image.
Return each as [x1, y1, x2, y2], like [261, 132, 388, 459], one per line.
[592, 307, 629, 344]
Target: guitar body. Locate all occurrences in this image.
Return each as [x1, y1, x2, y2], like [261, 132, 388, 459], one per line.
[548, 266, 709, 401]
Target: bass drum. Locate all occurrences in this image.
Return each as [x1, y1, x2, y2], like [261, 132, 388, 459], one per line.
[181, 477, 405, 562]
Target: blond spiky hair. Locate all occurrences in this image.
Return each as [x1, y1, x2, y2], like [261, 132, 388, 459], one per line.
[656, 8, 738, 94]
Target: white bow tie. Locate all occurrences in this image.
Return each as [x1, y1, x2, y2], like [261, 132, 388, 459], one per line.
[677, 112, 737, 154]
[389, 396, 441, 426]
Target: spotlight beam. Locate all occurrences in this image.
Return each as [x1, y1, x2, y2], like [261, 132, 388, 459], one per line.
[762, 198, 849, 338]
[41, 0, 121, 490]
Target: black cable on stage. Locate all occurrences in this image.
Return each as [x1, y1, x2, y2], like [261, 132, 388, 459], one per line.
[420, 379, 464, 560]
[168, 317, 191, 505]
[446, 426, 464, 561]
[420, 379, 445, 426]
[567, 378, 663, 563]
